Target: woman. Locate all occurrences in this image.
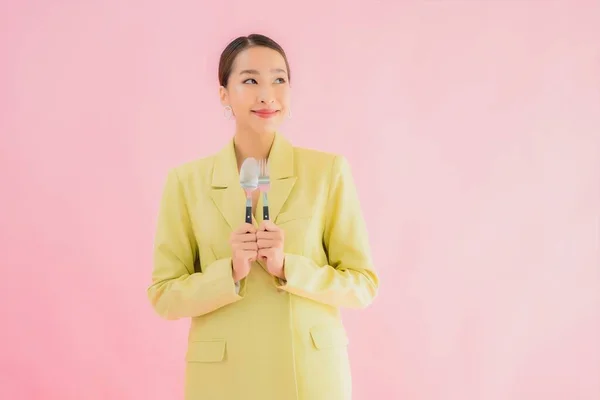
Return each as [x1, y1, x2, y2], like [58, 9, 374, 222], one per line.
[147, 33, 379, 400]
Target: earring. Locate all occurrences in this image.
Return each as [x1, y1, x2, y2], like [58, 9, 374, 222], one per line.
[287, 108, 292, 119]
[224, 105, 233, 119]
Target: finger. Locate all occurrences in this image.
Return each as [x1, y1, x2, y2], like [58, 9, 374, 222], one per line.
[259, 220, 279, 232]
[242, 249, 257, 260]
[238, 249, 257, 260]
[240, 242, 259, 251]
[230, 227, 255, 243]
[236, 233, 257, 243]
[234, 223, 256, 234]
[257, 239, 279, 249]
[256, 230, 282, 240]
[232, 243, 257, 253]
[258, 248, 273, 258]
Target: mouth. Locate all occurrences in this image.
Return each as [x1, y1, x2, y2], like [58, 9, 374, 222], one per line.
[251, 109, 280, 118]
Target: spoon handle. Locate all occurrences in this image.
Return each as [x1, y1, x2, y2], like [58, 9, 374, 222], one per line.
[245, 197, 252, 224]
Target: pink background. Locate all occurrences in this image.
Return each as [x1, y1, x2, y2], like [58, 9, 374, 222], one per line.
[1, 1, 599, 399]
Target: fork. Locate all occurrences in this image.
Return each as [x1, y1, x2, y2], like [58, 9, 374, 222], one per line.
[258, 159, 271, 220]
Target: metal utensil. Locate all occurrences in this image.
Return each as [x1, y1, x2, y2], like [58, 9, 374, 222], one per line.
[239, 157, 259, 224]
[257, 158, 271, 220]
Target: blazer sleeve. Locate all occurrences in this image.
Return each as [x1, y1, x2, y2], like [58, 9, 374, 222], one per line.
[277, 155, 379, 309]
[147, 168, 243, 320]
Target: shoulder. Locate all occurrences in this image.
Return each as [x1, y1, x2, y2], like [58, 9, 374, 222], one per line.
[163, 154, 216, 186]
[172, 155, 214, 175]
[292, 145, 352, 177]
[292, 145, 348, 168]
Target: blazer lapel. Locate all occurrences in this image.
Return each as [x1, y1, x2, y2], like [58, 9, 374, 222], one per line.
[210, 138, 245, 231]
[265, 132, 296, 223]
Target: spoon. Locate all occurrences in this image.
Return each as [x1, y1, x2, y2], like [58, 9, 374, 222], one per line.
[239, 157, 259, 224]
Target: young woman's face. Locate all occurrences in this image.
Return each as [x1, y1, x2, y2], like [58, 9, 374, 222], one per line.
[220, 46, 290, 135]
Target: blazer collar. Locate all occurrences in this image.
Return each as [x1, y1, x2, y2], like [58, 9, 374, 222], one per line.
[211, 131, 295, 187]
[210, 132, 297, 229]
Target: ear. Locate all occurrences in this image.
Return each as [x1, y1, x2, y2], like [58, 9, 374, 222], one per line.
[219, 85, 229, 107]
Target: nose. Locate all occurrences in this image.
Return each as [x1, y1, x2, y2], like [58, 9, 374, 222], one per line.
[258, 86, 275, 104]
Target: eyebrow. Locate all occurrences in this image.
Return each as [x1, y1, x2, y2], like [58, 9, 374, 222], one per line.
[239, 68, 287, 75]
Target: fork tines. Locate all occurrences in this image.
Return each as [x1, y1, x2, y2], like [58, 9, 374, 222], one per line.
[258, 159, 270, 220]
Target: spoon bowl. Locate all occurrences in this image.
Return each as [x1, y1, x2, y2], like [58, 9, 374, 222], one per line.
[240, 157, 259, 224]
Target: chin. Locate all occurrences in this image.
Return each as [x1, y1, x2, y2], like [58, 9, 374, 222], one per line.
[250, 121, 281, 135]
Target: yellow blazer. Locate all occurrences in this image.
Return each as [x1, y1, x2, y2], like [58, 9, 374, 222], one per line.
[147, 132, 379, 400]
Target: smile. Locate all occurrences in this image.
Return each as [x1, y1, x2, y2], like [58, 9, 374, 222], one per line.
[251, 110, 279, 119]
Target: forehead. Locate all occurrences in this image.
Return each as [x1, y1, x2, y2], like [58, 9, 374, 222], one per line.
[231, 46, 287, 73]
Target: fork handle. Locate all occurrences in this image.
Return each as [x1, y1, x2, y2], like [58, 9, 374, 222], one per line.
[245, 197, 252, 224]
[262, 192, 270, 220]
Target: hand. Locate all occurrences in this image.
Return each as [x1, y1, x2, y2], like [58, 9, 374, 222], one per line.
[229, 223, 257, 282]
[256, 220, 285, 279]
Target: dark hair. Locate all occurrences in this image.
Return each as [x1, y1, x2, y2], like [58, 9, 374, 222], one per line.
[218, 33, 291, 87]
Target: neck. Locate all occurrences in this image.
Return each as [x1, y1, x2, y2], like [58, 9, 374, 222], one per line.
[233, 128, 275, 167]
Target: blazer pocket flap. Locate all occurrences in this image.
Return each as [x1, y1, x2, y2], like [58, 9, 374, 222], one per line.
[186, 339, 226, 363]
[275, 211, 313, 225]
[309, 326, 349, 350]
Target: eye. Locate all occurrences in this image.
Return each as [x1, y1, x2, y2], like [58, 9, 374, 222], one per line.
[243, 78, 257, 84]
[275, 77, 287, 84]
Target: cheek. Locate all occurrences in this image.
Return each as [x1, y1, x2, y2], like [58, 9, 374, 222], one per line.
[277, 87, 291, 105]
[232, 84, 246, 96]
[230, 85, 254, 109]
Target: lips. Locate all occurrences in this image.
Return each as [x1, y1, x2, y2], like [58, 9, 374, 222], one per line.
[252, 109, 279, 117]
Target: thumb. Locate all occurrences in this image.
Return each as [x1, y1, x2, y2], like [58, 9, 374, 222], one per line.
[260, 220, 278, 231]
